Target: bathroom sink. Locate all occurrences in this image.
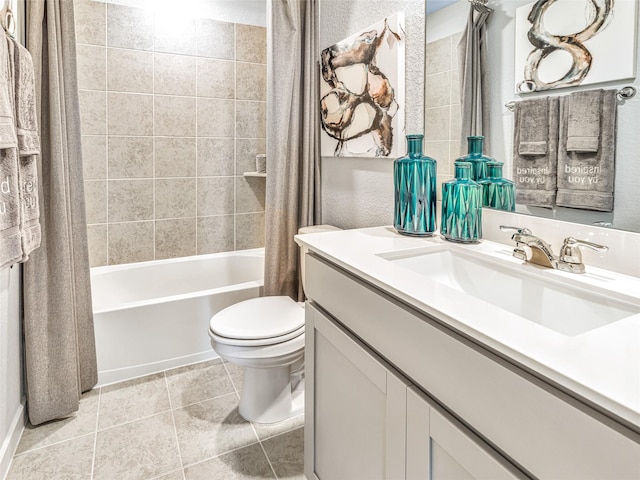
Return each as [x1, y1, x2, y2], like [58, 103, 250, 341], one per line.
[378, 246, 638, 336]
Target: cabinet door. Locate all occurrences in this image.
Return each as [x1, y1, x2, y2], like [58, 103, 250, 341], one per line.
[407, 387, 525, 480]
[305, 304, 409, 480]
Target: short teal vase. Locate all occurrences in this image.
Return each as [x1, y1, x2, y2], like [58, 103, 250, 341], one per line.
[441, 162, 483, 243]
[478, 161, 516, 212]
[394, 134, 437, 236]
[454, 136, 494, 181]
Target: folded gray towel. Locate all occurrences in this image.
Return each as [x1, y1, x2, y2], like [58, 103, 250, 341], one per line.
[566, 90, 601, 153]
[517, 97, 549, 156]
[0, 31, 16, 150]
[513, 97, 559, 207]
[556, 90, 617, 212]
[9, 37, 41, 259]
[0, 148, 22, 269]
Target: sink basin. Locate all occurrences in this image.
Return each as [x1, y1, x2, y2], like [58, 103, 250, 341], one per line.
[379, 246, 638, 336]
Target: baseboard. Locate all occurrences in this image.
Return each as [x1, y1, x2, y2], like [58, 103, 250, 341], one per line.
[0, 402, 25, 480]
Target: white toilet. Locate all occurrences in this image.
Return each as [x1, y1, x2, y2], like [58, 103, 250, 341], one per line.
[208, 225, 340, 424]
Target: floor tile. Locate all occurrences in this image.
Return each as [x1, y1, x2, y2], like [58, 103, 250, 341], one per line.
[262, 428, 305, 480]
[223, 362, 244, 394]
[15, 389, 99, 454]
[93, 412, 182, 480]
[183, 443, 275, 480]
[6, 433, 94, 480]
[252, 414, 304, 441]
[166, 360, 235, 409]
[150, 470, 186, 480]
[173, 393, 259, 466]
[98, 372, 171, 430]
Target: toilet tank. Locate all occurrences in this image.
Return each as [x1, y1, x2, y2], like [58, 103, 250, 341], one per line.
[298, 225, 341, 293]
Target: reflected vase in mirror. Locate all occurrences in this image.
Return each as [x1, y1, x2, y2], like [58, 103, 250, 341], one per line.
[479, 161, 516, 212]
[441, 162, 483, 243]
[455, 135, 494, 181]
[394, 134, 437, 236]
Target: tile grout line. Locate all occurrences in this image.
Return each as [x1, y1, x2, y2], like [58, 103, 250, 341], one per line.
[162, 371, 187, 480]
[89, 388, 102, 480]
[255, 430, 279, 480]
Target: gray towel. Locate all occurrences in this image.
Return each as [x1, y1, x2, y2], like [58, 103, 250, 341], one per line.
[9, 37, 41, 259]
[512, 97, 559, 207]
[566, 90, 601, 153]
[556, 90, 617, 212]
[0, 31, 16, 150]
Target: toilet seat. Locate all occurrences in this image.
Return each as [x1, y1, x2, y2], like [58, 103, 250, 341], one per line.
[209, 296, 305, 347]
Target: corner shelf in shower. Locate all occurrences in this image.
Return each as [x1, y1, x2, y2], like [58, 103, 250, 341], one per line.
[243, 172, 267, 178]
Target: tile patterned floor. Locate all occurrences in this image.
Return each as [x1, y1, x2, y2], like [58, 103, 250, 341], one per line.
[7, 360, 304, 480]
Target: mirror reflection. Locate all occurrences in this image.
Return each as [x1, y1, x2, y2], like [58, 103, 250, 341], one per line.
[425, 0, 640, 233]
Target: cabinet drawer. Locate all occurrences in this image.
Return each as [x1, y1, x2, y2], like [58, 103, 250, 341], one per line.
[306, 253, 640, 479]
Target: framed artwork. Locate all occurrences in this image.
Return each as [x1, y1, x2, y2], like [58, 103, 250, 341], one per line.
[320, 13, 405, 158]
[514, 0, 637, 93]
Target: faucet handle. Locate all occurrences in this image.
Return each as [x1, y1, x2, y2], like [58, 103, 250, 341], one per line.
[499, 225, 532, 235]
[499, 225, 531, 261]
[558, 237, 608, 274]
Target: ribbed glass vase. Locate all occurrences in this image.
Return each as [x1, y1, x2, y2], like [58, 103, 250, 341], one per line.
[454, 136, 495, 181]
[394, 134, 437, 236]
[441, 162, 483, 243]
[478, 161, 516, 212]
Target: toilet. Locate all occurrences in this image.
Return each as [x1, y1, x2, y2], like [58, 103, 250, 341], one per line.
[208, 225, 341, 424]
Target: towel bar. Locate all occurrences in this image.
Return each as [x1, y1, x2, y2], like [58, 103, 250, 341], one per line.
[505, 86, 636, 112]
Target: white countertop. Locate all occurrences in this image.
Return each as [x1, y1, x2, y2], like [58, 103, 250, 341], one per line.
[296, 226, 640, 430]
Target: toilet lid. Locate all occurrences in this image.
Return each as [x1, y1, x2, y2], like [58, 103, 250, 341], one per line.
[209, 296, 305, 341]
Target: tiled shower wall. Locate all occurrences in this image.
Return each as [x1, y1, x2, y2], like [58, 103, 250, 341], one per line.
[74, 0, 267, 266]
[424, 32, 463, 196]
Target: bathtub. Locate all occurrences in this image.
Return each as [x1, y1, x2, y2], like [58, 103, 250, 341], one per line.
[91, 248, 264, 386]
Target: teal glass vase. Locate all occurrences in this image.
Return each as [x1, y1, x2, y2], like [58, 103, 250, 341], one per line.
[478, 161, 516, 212]
[394, 134, 437, 236]
[454, 136, 494, 181]
[441, 162, 483, 243]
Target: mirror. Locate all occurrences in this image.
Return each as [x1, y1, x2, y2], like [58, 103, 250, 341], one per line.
[425, 0, 640, 233]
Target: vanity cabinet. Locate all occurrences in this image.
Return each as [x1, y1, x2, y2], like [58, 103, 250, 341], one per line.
[304, 252, 640, 480]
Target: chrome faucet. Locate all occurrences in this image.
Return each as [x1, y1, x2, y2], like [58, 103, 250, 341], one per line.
[499, 226, 608, 273]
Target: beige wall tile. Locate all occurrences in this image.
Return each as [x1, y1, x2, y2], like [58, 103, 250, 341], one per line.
[236, 101, 266, 139]
[450, 139, 463, 159]
[235, 212, 265, 250]
[107, 3, 154, 51]
[425, 141, 451, 175]
[76, 45, 106, 91]
[154, 53, 196, 96]
[197, 98, 235, 137]
[235, 177, 265, 214]
[235, 138, 266, 175]
[451, 68, 461, 105]
[450, 105, 462, 143]
[82, 135, 107, 180]
[108, 221, 154, 265]
[236, 62, 266, 101]
[155, 137, 197, 177]
[108, 93, 153, 136]
[425, 106, 451, 142]
[155, 96, 197, 137]
[108, 137, 153, 178]
[79, 90, 106, 135]
[196, 58, 235, 99]
[84, 180, 107, 224]
[155, 218, 196, 260]
[197, 138, 234, 176]
[196, 18, 234, 60]
[155, 14, 196, 56]
[108, 179, 153, 222]
[236, 25, 266, 64]
[87, 224, 108, 267]
[196, 215, 234, 254]
[425, 36, 452, 75]
[74, 0, 106, 46]
[197, 177, 234, 216]
[425, 71, 451, 109]
[107, 48, 153, 93]
[155, 178, 196, 219]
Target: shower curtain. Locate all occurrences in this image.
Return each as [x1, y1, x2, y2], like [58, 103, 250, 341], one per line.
[264, 0, 321, 299]
[458, 2, 492, 153]
[23, 0, 97, 425]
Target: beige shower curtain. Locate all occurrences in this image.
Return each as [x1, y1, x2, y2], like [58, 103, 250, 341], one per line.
[23, 0, 97, 425]
[264, 0, 321, 299]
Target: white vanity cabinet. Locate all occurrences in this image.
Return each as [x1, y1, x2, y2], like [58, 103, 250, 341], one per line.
[304, 251, 640, 480]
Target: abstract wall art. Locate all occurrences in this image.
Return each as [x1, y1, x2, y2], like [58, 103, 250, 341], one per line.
[320, 13, 405, 158]
[514, 0, 637, 93]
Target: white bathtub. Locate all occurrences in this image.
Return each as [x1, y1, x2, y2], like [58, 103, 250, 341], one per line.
[91, 249, 264, 386]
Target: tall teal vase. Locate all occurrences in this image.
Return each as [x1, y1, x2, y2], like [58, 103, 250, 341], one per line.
[394, 134, 437, 236]
[441, 162, 482, 243]
[478, 161, 516, 212]
[455, 136, 494, 181]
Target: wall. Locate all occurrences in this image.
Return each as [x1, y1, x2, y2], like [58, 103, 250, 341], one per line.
[319, 0, 426, 229]
[75, 0, 268, 266]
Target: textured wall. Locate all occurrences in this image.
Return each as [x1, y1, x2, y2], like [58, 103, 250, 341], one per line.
[75, 0, 267, 266]
[319, 0, 426, 229]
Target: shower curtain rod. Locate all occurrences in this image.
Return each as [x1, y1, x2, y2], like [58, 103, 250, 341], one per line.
[505, 85, 636, 111]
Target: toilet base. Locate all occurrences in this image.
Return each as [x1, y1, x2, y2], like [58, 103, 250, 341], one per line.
[238, 364, 304, 424]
